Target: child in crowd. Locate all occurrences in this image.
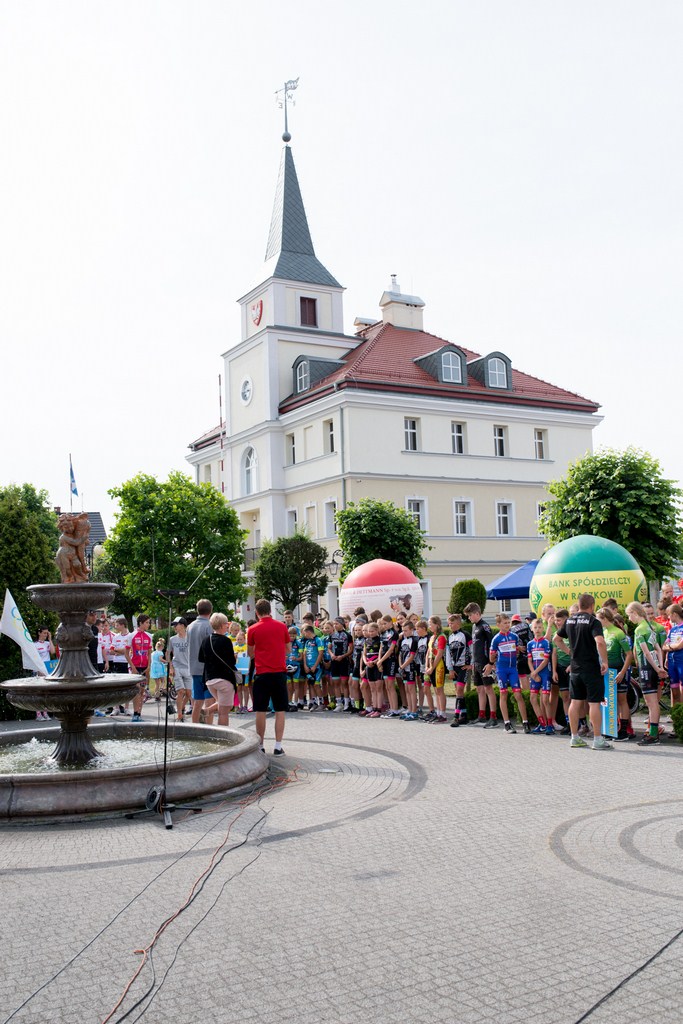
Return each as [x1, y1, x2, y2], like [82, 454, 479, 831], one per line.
[301, 625, 325, 710]
[398, 619, 419, 720]
[285, 626, 302, 711]
[149, 639, 167, 700]
[424, 616, 447, 723]
[664, 604, 683, 710]
[321, 620, 334, 709]
[349, 621, 365, 713]
[490, 614, 529, 734]
[232, 629, 251, 712]
[626, 601, 668, 745]
[329, 617, 353, 712]
[527, 619, 552, 733]
[551, 609, 572, 734]
[596, 606, 633, 740]
[361, 621, 383, 718]
[463, 602, 497, 726]
[415, 620, 431, 718]
[378, 615, 401, 718]
[446, 613, 469, 727]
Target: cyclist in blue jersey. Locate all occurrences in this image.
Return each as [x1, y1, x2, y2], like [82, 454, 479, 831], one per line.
[490, 614, 530, 734]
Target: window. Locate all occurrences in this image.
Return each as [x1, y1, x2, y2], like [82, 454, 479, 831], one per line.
[286, 509, 298, 536]
[534, 429, 546, 460]
[296, 361, 309, 393]
[536, 502, 546, 535]
[496, 502, 513, 536]
[441, 351, 462, 383]
[489, 357, 508, 388]
[406, 499, 426, 530]
[324, 500, 337, 537]
[300, 297, 318, 327]
[500, 598, 512, 613]
[451, 422, 465, 455]
[203, 463, 212, 483]
[453, 500, 472, 536]
[493, 425, 507, 457]
[305, 504, 316, 535]
[244, 448, 257, 496]
[285, 432, 296, 466]
[323, 418, 335, 454]
[404, 417, 419, 451]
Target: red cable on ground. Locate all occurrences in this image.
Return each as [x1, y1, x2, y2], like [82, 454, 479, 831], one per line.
[101, 765, 301, 1024]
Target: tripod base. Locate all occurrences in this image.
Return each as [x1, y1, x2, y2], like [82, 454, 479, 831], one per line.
[124, 786, 203, 829]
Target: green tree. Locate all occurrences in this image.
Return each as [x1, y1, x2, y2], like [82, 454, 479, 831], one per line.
[253, 533, 329, 611]
[538, 447, 683, 582]
[106, 472, 247, 617]
[90, 549, 137, 619]
[447, 579, 487, 615]
[0, 485, 59, 700]
[335, 498, 428, 581]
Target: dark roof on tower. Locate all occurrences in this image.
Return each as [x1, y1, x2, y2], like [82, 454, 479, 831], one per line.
[264, 146, 341, 288]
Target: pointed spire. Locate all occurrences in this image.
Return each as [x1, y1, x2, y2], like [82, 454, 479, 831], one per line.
[264, 146, 341, 288]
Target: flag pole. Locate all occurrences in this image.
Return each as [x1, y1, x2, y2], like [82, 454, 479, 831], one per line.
[69, 453, 73, 513]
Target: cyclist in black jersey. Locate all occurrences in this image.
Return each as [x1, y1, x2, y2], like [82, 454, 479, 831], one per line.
[329, 617, 353, 711]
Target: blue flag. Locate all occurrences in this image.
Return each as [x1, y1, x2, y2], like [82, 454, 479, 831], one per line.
[70, 456, 78, 497]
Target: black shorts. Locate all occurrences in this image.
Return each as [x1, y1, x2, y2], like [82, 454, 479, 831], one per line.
[451, 667, 467, 685]
[471, 665, 490, 687]
[365, 662, 381, 683]
[330, 658, 350, 678]
[516, 654, 528, 676]
[252, 672, 289, 713]
[638, 665, 658, 695]
[382, 657, 398, 678]
[555, 663, 570, 690]
[569, 670, 604, 705]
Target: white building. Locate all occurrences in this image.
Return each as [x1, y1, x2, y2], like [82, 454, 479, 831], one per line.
[187, 140, 602, 617]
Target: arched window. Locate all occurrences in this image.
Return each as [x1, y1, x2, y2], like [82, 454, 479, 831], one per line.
[441, 351, 462, 383]
[296, 360, 309, 393]
[243, 447, 257, 496]
[488, 357, 507, 388]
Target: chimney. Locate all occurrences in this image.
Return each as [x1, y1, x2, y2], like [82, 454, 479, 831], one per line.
[379, 276, 425, 330]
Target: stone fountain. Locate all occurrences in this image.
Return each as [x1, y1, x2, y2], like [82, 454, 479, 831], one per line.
[0, 514, 267, 819]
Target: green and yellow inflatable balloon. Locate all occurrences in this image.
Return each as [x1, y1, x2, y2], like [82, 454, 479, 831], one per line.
[529, 535, 647, 615]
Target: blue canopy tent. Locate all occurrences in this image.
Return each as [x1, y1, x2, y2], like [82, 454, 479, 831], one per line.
[486, 560, 539, 600]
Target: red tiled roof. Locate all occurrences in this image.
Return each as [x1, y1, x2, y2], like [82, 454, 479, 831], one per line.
[279, 322, 600, 414]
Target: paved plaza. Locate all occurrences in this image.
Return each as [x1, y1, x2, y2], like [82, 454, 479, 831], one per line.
[1, 706, 682, 1024]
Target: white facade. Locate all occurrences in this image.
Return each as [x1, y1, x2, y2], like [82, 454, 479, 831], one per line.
[187, 144, 602, 617]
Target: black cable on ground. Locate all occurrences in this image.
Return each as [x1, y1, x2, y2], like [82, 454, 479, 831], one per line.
[573, 924, 683, 1023]
[0, 773, 276, 1024]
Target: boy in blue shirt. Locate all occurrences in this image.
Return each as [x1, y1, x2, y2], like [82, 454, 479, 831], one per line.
[490, 614, 530, 734]
[286, 625, 302, 710]
[301, 625, 325, 710]
[527, 618, 553, 734]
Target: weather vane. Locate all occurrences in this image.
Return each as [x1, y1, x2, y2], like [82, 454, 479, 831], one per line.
[275, 77, 299, 142]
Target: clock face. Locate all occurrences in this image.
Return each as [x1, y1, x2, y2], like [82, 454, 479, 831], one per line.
[240, 377, 253, 405]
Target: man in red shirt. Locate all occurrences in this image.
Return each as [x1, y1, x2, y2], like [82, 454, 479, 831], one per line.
[247, 599, 291, 756]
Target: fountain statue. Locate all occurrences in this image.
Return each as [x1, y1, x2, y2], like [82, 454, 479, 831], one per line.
[0, 514, 267, 819]
[1, 513, 140, 764]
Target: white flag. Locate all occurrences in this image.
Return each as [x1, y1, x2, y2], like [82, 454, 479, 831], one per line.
[0, 589, 48, 675]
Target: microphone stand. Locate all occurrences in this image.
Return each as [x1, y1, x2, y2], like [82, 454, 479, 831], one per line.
[128, 556, 217, 830]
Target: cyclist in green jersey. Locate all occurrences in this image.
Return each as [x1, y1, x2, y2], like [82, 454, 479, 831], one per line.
[596, 607, 633, 740]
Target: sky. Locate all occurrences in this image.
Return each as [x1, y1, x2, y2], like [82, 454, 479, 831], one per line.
[1, 1, 681, 529]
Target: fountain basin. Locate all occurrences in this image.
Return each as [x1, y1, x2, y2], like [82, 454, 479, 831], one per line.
[0, 722, 267, 820]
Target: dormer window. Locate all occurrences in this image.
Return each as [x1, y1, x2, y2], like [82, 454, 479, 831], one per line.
[488, 357, 508, 389]
[296, 360, 310, 393]
[441, 351, 462, 383]
[300, 297, 318, 327]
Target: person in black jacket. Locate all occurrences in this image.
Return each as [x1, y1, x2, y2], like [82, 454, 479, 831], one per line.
[198, 613, 237, 726]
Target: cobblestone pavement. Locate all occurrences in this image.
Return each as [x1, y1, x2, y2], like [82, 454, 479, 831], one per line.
[1, 705, 683, 1024]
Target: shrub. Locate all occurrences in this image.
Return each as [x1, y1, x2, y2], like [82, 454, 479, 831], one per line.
[671, 704, 683, 743]
[448, 579, 487, 616]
